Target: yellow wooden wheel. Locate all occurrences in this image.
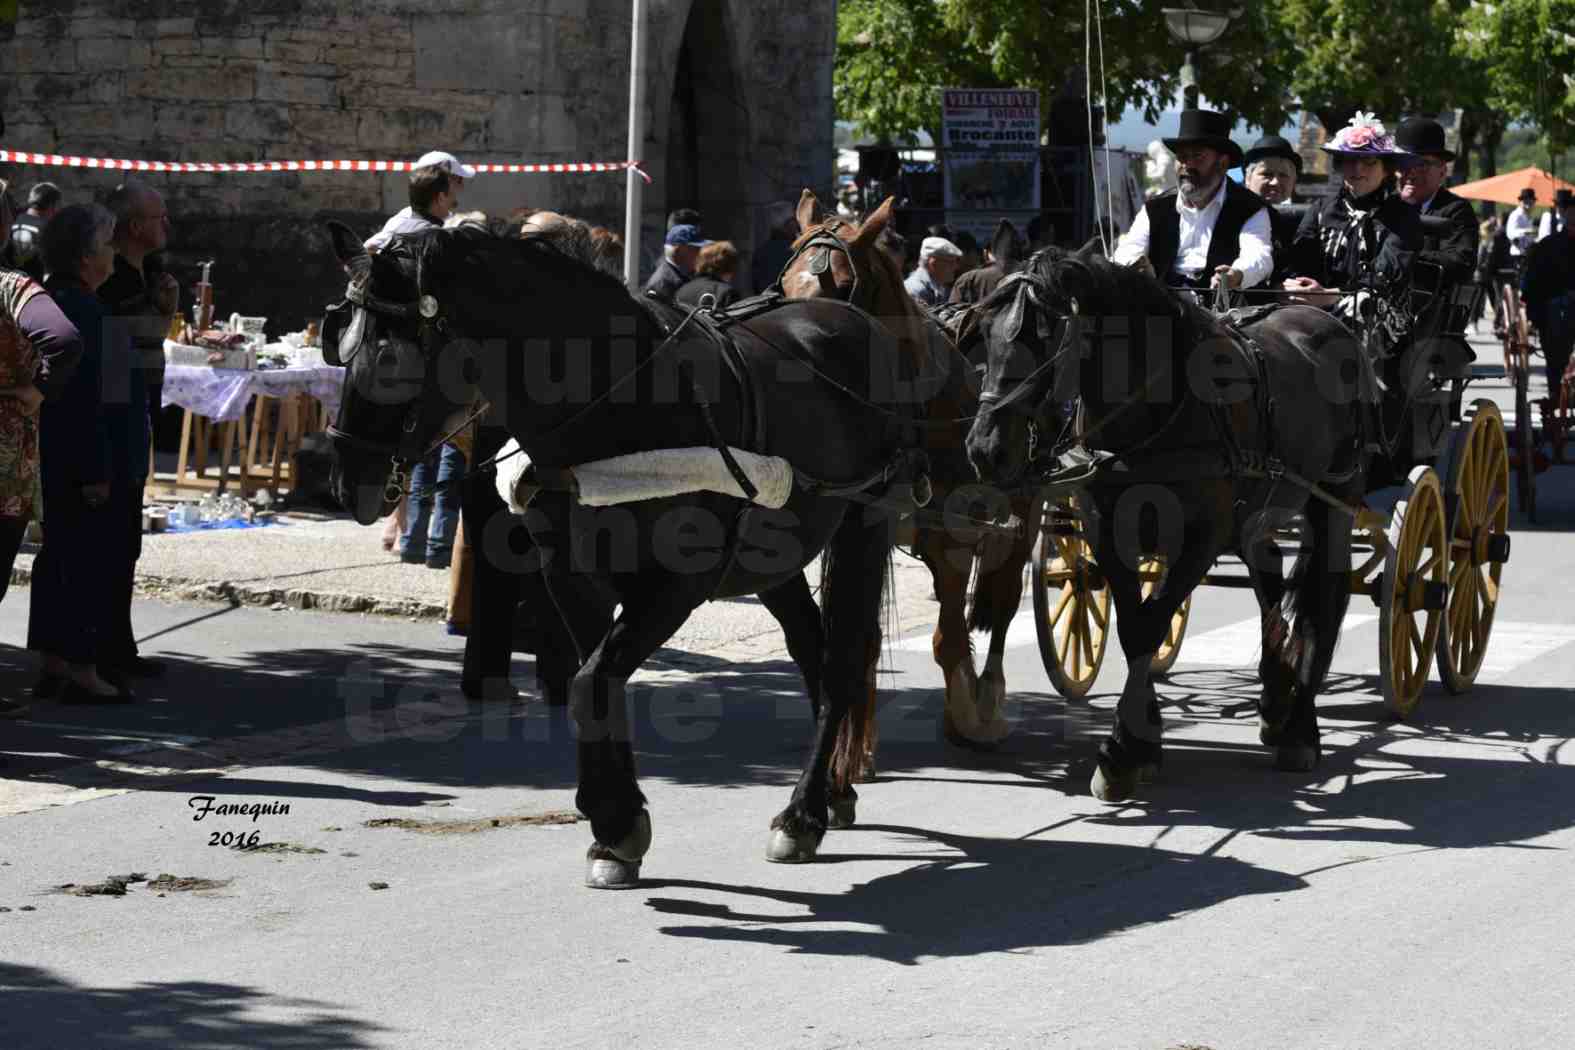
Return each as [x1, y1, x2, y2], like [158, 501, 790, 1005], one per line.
[1435, 400, 1511, 694]
[1033, 500, 1111, 699]
[1139, 557, 1191, 673]
[1379, 466, 1448, 718]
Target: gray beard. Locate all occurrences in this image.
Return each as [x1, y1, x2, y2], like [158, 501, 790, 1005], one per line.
[1179, 174, 1223, 208]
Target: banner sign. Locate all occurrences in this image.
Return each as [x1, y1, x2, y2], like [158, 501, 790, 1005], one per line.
[941, 88, 1041, 247]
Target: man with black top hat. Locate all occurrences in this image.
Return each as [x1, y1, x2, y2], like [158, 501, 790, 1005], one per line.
[1395, 116, 1478, 289]
[1507, 188, 1538, 259]
[1540, 188, 1569, 240]
[1112, 109, 1274, 292]
[1242, 134, 1301, 285]
[1522, 189, 1575, 390]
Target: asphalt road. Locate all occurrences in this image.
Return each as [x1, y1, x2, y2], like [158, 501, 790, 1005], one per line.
[3, 342, 1575, 1049]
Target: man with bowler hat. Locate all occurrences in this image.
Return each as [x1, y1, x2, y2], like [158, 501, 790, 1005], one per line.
[1522, 189, 1575, 390]
[1241, 133, 1302, 285]
[1507, 187, 1539, 259]
[1112, 109, 1274, 291]
[1540, 188, 1569, 240]
[1395, 116, 1479, 289]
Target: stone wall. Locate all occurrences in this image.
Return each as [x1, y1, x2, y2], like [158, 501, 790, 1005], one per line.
[0, 0, 836, 332]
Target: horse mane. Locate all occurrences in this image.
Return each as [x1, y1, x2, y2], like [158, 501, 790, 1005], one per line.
[992, 246, 1225, 350]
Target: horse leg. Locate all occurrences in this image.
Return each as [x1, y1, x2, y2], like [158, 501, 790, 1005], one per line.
[1261, 498, 1353, 772]
[768, 512, 889, 863]
[969, 494, 1039, 745]
[569, 585, 698, 889]
[1090, 520, 1221, 802]
[918, 526, 982, 748]
[758, 573, 859, 828]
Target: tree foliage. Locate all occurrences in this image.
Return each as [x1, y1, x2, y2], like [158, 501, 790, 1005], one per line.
[1462, 0, 1575, 152]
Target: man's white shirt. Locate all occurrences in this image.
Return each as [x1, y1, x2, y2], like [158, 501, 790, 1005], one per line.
[1507, 205, 1537, 254]
[1538, 209, 1564, 241]
[1111, 181, 1275, 288]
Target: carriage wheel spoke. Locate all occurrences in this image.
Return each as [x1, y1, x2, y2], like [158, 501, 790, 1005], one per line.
[1479, 568, 1500, 606]
[1087, 595, 1108, 631]
[1057, 609, 1074, 666]
[1050, 586, 1074, 626]
[1487, 491, 1508, 523]
[1407, 615, 1425, 663]
[1080, 610, 1096, 671]
[1416, 549, 1443, 579]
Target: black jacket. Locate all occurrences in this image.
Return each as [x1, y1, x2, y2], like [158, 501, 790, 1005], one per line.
[641, 257, 692, 303]
[1287, 183, 1421, 295]
[674, 275, 740, 310]
[1521, 232, 1575, 332]
[1415, 187, 1479, 290]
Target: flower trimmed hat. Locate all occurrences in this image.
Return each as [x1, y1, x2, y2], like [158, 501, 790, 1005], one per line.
[1321, 112, 1411, 158]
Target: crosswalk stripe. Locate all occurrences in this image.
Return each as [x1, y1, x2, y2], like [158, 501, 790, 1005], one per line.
[894, 608, 1575, 681]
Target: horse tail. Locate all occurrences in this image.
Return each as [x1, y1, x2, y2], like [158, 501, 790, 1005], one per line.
[828, 541, 896, 793]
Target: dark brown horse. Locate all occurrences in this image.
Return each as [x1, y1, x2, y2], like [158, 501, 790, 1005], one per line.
[778, 191, 1039, 753]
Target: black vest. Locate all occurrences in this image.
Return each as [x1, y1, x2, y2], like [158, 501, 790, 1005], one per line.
[1145, 180, 1267, 288]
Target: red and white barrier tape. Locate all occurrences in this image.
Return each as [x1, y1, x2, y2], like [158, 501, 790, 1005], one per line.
[0, 150, 652, 182]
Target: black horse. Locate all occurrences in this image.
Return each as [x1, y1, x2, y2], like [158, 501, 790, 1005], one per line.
[963, 248, 1369, 800]
[321, 222, 922, 887]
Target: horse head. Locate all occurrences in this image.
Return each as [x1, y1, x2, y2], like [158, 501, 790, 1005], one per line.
[320, 221, 480, 524]
[779, 191, 903, 315]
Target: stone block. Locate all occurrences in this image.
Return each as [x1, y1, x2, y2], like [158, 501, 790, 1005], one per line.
[225, 102, 294, 144]
[202, 36, 263, 59]
[51, 103, 155, 141]
[12, 41, 78, 74]
[413, 12, 548, 93]
[155, 104, 227, 144]
[256, 69, 339, 107]
[70, 17, 136, 38]
[355, 108, 471, 152]
[288, 106, 359, 148]
[324, 43, 401, 69]
[144, 18, 198, 38]
[264, 39, 323, 65]
[75, 37, 152, 69]
[151, 36, 201, 56]
[128, 65, 255, 102]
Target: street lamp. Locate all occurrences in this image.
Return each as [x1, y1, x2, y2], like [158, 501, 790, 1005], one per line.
[1162, 6, 1233, 109]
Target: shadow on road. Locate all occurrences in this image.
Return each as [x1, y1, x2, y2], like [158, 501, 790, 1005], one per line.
[0, 961, 386, 1050]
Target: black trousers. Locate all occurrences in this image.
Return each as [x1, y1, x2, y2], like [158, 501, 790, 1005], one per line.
[99, 480, 144, 666]
[460, 427, 524, 690]
[28, 486, 113, 666]
[0, 515, 27, 609]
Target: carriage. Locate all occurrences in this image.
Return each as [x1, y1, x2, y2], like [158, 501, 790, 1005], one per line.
[1026, 236, 1513, 719]
[1498, 281, 1575, 522]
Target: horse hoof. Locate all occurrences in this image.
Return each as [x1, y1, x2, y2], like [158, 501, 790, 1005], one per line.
[1091, 761, 1141, 802]
[765, 828, 821, 864]
[828, 796, 857, 830]
[942, 710, 1008, 751]
[1273, 744, 1320, 772]
[585, 846, 642, 889]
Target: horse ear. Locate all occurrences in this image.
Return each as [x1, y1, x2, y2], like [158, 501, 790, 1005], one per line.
[852, 197, 896, 247]
[796, 189, 827, 234]
[327, 220, 368, 267]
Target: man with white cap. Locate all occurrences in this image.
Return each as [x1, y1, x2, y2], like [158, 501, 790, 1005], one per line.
[365, 150, 476, 251]
[905, 236, 963, 307]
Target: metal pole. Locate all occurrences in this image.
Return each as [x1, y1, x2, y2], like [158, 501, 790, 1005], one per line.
[1182, 49, 1199, 109]
[622, 0, 647, 293]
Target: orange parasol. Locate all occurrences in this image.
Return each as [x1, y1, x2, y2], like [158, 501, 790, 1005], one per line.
[1449, 166, 1575, 206]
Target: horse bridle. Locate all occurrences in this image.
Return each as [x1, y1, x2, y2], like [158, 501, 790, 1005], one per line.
[323, 251, 458, 502]
[782, 219, 871, 312]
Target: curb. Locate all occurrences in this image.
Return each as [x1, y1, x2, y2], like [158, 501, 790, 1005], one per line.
[8, 564, 448, 621]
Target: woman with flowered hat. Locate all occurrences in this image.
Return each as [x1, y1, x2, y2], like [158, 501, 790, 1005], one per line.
[1282, 112, 1422, 313]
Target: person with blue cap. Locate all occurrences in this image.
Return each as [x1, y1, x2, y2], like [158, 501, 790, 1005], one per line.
[643, 223, 709, 302]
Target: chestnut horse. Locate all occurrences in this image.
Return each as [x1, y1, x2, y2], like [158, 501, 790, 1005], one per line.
[778, 191, 1039, 751]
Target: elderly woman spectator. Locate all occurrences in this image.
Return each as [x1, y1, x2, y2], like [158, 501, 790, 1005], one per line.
[28, 204, 143, 703]
[0, 184, 83, 722]
[676, 241, 741, 309]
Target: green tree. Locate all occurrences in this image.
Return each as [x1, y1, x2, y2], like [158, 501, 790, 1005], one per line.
[835, 0, 1001, 144]
[1462, 0, 1575, 169]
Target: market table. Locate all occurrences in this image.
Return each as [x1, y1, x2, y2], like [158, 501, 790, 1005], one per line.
[159, 348, 345, 495]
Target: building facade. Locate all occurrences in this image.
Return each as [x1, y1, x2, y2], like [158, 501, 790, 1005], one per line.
[0, 0, 836, 326]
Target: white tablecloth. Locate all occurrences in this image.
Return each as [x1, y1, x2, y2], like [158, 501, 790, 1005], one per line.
[162, 362, 346, 423]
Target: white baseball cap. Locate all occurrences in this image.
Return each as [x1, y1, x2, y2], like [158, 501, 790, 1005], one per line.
[415, 150, 477, 179]
[920, 236, 962, 259]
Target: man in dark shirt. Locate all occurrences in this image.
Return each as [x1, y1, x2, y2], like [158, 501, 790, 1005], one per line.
[96, 181, 179, 682]
[642, 224, 708, 302]
[7, 181, 61, 282]
[1522, 190, 1575, 390]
